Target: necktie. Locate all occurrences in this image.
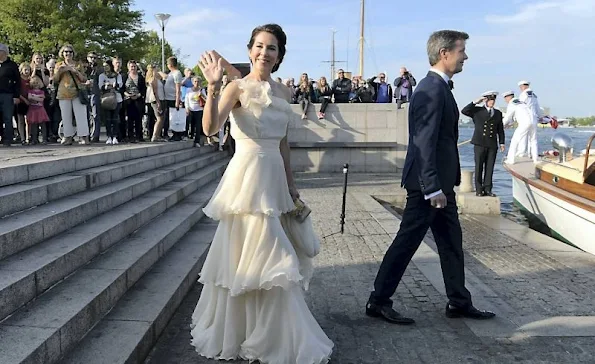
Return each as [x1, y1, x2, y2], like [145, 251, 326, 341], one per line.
[448, 80, 454, 90]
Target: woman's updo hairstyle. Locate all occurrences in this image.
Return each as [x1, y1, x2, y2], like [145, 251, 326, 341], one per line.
[247, 23, 287, 73]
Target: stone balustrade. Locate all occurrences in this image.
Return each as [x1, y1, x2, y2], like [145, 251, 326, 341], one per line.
[288, 103, 409, 172]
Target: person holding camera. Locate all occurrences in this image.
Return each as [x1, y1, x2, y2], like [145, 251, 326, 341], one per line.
[393, 67, 416, 109]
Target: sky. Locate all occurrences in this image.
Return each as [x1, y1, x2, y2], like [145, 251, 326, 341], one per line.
[137, 0, 595, 117]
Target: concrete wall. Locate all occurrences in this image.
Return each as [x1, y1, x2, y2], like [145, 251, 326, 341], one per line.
[288, 103, 409, 172]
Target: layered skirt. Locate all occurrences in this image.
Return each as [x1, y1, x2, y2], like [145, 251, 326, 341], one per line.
[190, 139, 333, 363]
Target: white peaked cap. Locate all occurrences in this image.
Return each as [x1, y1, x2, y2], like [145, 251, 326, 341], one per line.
[517, 80, 530, 86]
[481, 90, 499, 97]
[502, 90, 515, 98]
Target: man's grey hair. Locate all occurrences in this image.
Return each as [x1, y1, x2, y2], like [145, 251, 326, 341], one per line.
[427, 30, 469, 66]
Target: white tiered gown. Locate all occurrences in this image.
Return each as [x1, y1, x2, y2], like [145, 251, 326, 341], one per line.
[190, 78, 334, 364]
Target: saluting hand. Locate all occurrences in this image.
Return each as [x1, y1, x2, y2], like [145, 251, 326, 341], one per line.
[473, 97, 485, 105]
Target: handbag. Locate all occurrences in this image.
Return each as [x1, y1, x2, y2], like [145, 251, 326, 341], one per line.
[290, 198, 312, 223]
[68, 71, 88, 105]
[281, 198, 320, 258]
[101, 90, 118, 110]
[282, 215, 320, 259]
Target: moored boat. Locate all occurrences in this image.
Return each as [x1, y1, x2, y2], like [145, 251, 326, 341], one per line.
[504, 132, 595, 254]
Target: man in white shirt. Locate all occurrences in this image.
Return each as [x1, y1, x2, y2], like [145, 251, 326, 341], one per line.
[516, 80, 543, 159]
[162, 56, 184, 140]
[502, 90, 537, 164]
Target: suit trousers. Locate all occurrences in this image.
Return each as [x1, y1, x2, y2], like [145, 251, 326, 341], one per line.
[474, 145, 497, 194]
[369, 190, 472, 309]
[0, 94, 14, 144]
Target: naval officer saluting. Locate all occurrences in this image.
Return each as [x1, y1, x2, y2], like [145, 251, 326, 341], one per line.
[461, 91, 505, 196]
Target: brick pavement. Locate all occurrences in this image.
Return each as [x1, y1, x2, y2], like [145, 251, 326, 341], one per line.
[145, 173, 595, 364]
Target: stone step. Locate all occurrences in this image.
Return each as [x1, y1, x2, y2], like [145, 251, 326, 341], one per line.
[0, 180, 221, 364]
[0, 159, 228, 321]
[59, 221, 217, 364]
[0, 151, 226, 261]
[0, 142, 192, 188]
[0, 146, 212, 218]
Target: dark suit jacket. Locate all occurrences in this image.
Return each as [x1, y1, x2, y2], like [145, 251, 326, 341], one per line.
[461, 103, 505, 149]
[401, 71, 461, 195]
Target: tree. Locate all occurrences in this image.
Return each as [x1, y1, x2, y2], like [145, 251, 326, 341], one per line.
[569, 116, 595, 127]
[192, 64, 206, 86]
[0, 0, 144, 63]
[134, 30, 175, 67]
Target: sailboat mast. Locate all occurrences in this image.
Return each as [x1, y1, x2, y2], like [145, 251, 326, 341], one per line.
[359, 0, 365, 77]
[331, 29, 336, 81]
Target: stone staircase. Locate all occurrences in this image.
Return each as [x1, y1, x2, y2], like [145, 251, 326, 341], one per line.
[0, 142, 229, 364]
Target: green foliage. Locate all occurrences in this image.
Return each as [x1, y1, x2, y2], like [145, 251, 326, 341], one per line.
[191, 64, 206, 86]
[0, 0, 183, 72]
[134, 30, 174, 67]
[568, 116, 595, 126]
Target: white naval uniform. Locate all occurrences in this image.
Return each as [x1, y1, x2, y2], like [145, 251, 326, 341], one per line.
[503, 98, 537, 164]
[516, 88, 542, 159]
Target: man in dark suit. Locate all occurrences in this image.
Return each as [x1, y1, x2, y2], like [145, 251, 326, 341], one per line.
[461, 91, 505, 197]
[366, 30, 495, 325]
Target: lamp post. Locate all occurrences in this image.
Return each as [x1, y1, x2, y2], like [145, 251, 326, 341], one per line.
[154, 13, 171, 71]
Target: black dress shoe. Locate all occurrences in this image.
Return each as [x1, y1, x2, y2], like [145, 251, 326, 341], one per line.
[365, 303, 415, 325]
[445, 303, 495, 320]
[484, 192, 497, 197]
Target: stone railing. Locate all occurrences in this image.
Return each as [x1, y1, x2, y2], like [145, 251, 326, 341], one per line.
[288, 103, 409, 172]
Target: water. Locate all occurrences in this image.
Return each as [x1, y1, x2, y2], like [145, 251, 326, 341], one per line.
[457, 126, 594, 219]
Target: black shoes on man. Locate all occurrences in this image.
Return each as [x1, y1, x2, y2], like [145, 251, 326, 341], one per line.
[444, 303, 496, 319]
[366, 302, 495, 324]
[365, 303, 415, 325]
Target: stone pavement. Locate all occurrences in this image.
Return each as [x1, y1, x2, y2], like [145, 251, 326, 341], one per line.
[145, 173, 595, 364]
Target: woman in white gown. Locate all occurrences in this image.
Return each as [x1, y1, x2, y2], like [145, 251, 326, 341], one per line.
[190, 23, 334, 364]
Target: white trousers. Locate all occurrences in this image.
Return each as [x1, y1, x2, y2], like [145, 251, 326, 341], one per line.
[507, 122, 538, 163]
[516, 134, 528, 157]
[59, 98, 89, 137]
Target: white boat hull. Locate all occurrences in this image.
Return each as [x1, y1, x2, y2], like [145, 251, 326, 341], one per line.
[511, 176, 594, 254]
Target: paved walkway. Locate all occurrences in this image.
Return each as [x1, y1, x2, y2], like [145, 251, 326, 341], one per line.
[145, 173, 595, 364]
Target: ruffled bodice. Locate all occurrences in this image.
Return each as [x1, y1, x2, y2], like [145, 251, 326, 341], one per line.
[203, 78, 296, 219]
[229, 78, 292, 141]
